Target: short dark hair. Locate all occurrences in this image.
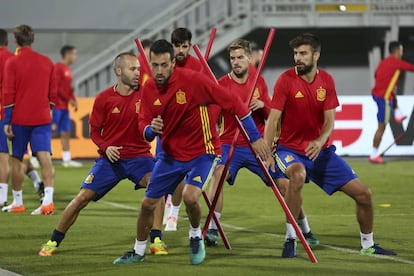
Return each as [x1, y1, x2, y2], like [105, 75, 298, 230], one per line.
[150, 39, 174, 61]
[60, 45, 76, 58]
[141, 39, 153, 49]
[389, 41, 402, 54]
[289, 33, 321, 52]
[13, 24, 34, 46]
[171, 28, 192, 46]
[0, 29, 8, 46]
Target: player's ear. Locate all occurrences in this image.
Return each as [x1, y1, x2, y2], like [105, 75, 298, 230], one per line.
[115, 66, 122, 76]
[313, 51, 320, 62]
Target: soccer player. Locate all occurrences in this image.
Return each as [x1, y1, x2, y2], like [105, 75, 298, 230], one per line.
[113, 39, 270, 265]
[171, 27, 202, 71]
[138, 39, 153, 87]
[265, 33, 396, 258]
[0, 29, 45, 207]
[39, 52, 168, 256]
[163, 28, 203, 231]
[205, 39, 318, 246]
[370, 41, 414, 164]
[2, 25, 56, 215]
[53, 45, 82, 168]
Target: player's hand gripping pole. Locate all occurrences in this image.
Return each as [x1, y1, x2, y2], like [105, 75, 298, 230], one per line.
[194, 30, 318, 263]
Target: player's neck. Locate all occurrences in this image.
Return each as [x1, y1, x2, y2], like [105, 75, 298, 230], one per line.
[230, 71, 248, 84]
[61, 59, 71, 66]
[299, 67, 318, 83]
[115, 83, 134, 96]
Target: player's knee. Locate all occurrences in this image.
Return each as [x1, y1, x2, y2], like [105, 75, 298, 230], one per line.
[182, 191, 199, 207]
[287, 170, 306, 190]
[141, 198, 158, 214]
[72, 192, 93, 210]
[356, 187, 373, 206]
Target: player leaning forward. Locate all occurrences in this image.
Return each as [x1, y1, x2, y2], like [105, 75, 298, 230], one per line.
[39, 53, 167, 256]
[114, 39, 270, 265]
[265, 33, 396, 257]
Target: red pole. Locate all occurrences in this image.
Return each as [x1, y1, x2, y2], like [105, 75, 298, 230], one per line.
[193, 33, 318, 263]
[134, 38, 152, 77]
[204, 28, 217, 60]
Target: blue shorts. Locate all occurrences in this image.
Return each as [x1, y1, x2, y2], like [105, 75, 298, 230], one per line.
[0, 121, 8, 153]
[275, 145, 357, 195]
[10, 124, 51, 159]
[52, 109, 71, 133]
[220, 144, 285, 186]
[373, 96, 393, 124]
[81, 157, 154, 201]
[146, 153, 219, 199]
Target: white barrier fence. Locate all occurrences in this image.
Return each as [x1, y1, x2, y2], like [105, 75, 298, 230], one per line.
[332, 96, 414, 156]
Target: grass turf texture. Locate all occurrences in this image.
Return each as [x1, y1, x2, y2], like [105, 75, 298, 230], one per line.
[0, 159, 413, 276]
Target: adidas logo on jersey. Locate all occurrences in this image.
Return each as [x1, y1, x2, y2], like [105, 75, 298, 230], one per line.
[295, 91, 304, 98]
[153, 99, 162, 105]
[112, 107, 120, 113]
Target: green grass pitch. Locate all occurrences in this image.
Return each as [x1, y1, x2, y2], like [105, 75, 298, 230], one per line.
[0, 159, 413, 275]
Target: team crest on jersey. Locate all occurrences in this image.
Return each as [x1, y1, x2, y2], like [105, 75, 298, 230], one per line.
[284, 155, 295, 163]
[136, 100, 141, 113]
[84, 174, 94, 184]
[176, 89, 187, 105]
[317, 87, 326, 101]
[253, 88, 260, 99]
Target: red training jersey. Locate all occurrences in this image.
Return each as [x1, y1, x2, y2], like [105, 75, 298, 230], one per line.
[54, 62, 76, 110]
[3, 47, 57, 125]
[271, 68, 339, 154]
[138, 54, 152, 87]
[139, 67, 251, 162]
[89, 85, 152, 159]
[219, 73, 271, 147]
[175, 54, 203, 72]
[0, 48, 13, 120]
[372, 56, 414, 101]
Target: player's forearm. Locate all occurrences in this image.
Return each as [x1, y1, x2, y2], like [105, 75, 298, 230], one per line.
[317, 115, 335, 144]
[240, 114, 261, 143]
[90, 126, 108, 152]
[143, 125, 158, 142]
[264, 109, 281, 148]
[3, 106, 13, 124]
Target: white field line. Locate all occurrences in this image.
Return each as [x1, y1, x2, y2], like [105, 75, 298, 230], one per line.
[98, 200, 414, 265]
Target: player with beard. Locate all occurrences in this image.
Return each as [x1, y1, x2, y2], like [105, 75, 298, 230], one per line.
[163, 28, 203, 232]
[114, 39, 270, 265]
[205, 39, 319, 247]
[265, 33, 396, 258]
